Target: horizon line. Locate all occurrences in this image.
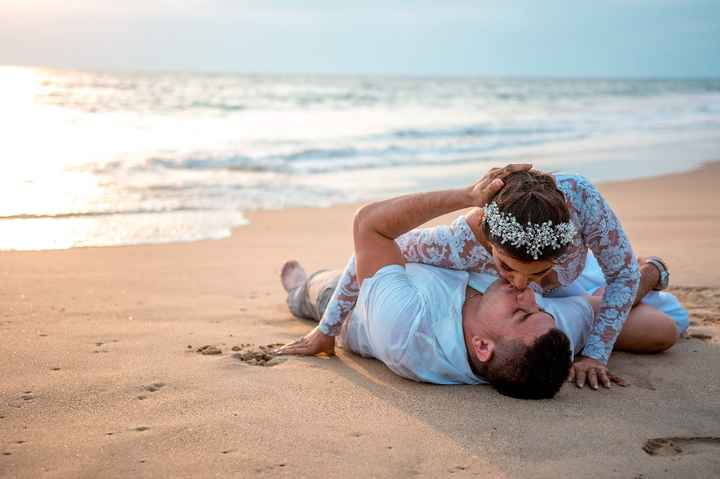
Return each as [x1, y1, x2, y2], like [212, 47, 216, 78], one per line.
[3, 63, 720, 83]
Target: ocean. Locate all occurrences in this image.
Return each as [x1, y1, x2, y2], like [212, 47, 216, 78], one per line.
[2, 65, 719, 250]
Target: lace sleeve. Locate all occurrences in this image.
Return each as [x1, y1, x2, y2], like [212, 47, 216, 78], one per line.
[318, 215, 495, 336]
[318, 255, 359, 336]
[568, 176, 640, 364]
[396, 215, 495, 273]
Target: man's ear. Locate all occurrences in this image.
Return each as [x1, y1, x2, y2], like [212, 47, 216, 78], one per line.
[471, 336, 495, 364]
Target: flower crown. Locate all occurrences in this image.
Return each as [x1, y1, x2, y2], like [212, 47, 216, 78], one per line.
[483, 202, 577, 260]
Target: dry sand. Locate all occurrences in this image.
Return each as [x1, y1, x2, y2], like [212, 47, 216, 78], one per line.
[1, 163, 719, 478]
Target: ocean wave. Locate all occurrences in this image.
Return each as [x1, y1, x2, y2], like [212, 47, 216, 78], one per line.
[87, 137, 575, 176]
[389, 124, 569, 140]
[86, 125, 583, 176]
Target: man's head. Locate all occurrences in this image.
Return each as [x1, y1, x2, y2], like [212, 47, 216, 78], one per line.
[464, 279, 572, 399]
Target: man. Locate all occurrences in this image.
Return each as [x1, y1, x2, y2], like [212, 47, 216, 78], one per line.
[277, 165, 575, 399]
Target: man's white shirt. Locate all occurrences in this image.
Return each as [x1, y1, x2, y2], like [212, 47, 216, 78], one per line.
[340, 263, 594, 385]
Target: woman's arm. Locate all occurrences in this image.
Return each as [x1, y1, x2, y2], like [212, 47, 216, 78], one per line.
[317, 255, 359, 336]
[565, 176, 641, 365]
[396, 209, 496, 273]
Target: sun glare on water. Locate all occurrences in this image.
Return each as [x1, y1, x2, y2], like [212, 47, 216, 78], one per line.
[0, 66, 113, 249]
[0, 65, 42, 108]
[0, 66, 59, 175]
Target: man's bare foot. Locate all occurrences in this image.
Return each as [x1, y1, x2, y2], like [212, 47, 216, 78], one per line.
[281, 260, 307, 292]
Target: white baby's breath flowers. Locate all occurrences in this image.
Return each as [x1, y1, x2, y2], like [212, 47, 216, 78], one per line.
[483, 202, 576, 260]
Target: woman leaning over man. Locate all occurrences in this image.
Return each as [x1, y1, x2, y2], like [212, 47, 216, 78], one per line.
[284, 164, 687, 390]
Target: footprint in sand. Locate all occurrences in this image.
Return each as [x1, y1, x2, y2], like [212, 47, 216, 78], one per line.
[196, 345, 222, 355]
[137, 382, 166, 400]
[643, 437, 720, 456]
[447, 465, 469, 474]
[143, 382, 165, 393]
[689, 333, 713, 341]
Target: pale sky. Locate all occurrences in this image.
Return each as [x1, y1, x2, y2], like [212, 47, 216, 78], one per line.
[1, 0, 718, 77]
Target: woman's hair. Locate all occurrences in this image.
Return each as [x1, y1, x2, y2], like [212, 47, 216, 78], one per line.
[482, 170, 571, 262]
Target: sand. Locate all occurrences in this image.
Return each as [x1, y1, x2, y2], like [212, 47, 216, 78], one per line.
[1, 163, 719, 478]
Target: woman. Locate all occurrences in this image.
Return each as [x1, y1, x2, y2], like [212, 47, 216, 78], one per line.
[280, 165, 687, 390]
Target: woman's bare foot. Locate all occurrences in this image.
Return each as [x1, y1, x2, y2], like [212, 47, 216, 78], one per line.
[281, 260, 307, 292]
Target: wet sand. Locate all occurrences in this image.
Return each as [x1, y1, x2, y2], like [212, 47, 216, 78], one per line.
[1, 163, 719, 478]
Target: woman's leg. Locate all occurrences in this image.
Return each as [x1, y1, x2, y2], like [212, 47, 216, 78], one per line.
[613, 304, 679, 353]
[561, 251, 688, 354]
[615, 288, 690, 353]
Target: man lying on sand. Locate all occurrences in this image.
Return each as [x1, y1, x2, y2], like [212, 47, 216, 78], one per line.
[277, 166, 689, 399]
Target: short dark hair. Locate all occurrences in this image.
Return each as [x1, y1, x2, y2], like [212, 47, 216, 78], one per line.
[486, 328, 571, 400]
[483, 169, 571, 262]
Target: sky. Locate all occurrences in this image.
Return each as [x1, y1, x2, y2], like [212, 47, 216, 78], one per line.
[1, 0, 718, 78]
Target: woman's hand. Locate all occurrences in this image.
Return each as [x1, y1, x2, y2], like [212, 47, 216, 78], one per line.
[275, 326, 336, 356]
[466, 163, 532, 207]
[568, 355, 628, 390]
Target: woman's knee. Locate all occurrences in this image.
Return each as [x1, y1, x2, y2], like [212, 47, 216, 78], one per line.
[643, 314, 678, 353]
[640, 290, 689, 336]
[616, 305, 679, 353]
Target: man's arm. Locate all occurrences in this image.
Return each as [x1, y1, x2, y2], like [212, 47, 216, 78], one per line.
[353, 189, 473, 285]
[277, 164, 531, 356]
[353, 164, 531, 284]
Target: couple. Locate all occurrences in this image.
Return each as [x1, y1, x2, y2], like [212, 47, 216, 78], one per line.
[277, 164, 688, 399]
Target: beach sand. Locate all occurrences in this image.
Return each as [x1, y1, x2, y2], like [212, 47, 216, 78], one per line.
[1, 163, 719, 478]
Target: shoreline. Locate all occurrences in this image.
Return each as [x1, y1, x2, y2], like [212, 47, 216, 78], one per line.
[2, 154, 719, 254]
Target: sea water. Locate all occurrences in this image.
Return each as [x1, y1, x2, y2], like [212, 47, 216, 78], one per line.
[1, 66, 719, 250]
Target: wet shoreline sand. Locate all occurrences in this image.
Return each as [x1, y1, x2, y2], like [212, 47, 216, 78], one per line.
[1, 162, 719, 478]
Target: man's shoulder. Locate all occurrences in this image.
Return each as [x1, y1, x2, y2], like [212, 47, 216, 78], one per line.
[404, 263, 470, 290]
[403, 264, 469, 323]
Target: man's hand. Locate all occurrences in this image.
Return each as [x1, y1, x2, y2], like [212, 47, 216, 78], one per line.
[568, 355, 628, 390]
[466, 164, 533, 207]
[275, 326, 335, 356]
